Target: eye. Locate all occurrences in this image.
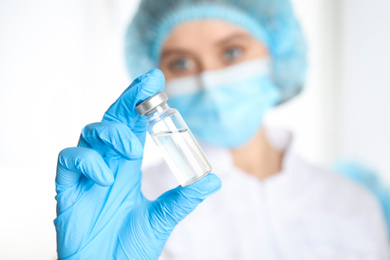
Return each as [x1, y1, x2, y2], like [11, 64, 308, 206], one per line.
[169, 58, 194, 72]
[223, 47, 243, 62]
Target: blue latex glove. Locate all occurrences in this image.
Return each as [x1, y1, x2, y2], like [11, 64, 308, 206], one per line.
[54, 69, 222, 259]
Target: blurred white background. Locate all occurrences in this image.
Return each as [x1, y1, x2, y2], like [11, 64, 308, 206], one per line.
[0, 0, 389, 259]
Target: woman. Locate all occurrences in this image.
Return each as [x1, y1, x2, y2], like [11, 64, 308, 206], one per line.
[54, 0, 388, 259]
[128, 0, 389, 259]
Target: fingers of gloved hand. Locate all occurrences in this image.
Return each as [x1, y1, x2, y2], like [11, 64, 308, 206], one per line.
[149, 174, 222, 236]
[102, 68, 165, 127]
[78, 121, 143, 160]
[56, 147, 114, 192]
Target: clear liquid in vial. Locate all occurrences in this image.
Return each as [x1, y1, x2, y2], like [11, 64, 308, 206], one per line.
[151, 128, 212, 186]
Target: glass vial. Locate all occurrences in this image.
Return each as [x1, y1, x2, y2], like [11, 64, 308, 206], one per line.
[136, 92, 212, 187]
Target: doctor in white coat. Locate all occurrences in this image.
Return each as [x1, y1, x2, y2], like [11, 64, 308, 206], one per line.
[54, 0, 389, 259]
[124, 0, 390, 259]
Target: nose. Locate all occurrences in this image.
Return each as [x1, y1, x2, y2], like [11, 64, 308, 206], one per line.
[198, 56, 224, 73]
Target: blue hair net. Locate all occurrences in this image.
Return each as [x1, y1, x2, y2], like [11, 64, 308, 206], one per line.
[125, 0, 307, 104]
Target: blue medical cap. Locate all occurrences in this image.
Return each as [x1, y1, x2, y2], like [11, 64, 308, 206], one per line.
[125, 0, 307, 104]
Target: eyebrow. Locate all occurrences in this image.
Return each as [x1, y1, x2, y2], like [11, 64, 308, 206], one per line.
[215, 32, 252, 46]
[160, 49, 190, 60]
[160, 32, 252, 60]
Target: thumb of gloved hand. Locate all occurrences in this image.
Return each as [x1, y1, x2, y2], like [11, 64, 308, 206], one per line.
[151, 174, 221, 235]
[115, 174, 221, 259]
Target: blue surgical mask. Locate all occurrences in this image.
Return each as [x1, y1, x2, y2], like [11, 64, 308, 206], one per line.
[165, 58, 281, 148]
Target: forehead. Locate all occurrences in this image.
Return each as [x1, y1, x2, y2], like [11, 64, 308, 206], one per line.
[161, 20, 252, 50]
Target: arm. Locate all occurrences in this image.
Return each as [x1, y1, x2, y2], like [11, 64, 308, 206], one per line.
[54, 69, 221, 259]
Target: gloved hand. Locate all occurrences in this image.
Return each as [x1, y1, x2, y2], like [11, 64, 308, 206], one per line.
[54, 69, 221, 259]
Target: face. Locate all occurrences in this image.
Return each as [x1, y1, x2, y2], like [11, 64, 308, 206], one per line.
[159, 20, 269, 81]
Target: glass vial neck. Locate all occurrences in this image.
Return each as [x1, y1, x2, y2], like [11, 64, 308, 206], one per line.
[145, 102, 170, 117]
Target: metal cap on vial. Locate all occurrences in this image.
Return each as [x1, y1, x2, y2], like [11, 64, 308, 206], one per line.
[136, 92, 168, 116]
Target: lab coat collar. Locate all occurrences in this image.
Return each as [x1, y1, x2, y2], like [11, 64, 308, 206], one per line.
[198, 126, 295, 183]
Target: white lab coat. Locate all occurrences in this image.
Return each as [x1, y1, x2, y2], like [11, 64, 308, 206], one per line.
[142, 127, 389, 260]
